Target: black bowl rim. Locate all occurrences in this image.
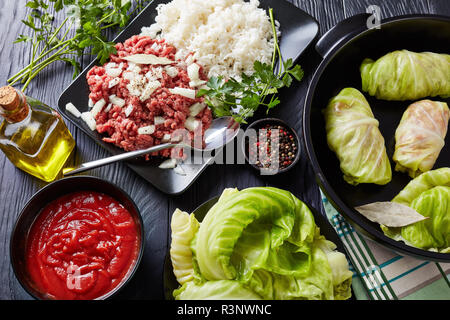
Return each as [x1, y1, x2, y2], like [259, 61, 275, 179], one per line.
[242, 117, 302, 175]
[163, 191, 355, 300]
[302, 14, 450, 262]
[9, 175, 145, 300]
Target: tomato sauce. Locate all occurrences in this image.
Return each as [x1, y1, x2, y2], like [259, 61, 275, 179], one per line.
[26, 191, 141, 300]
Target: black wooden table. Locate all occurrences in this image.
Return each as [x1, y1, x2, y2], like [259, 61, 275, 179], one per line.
[1, 0, 449, 300]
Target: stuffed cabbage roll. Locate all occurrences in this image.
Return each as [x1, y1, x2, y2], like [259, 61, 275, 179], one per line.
[382, 168, 450, 253]
[393, 100, 450, 178]
[361, 50, 450, 101]
[324, 88, 392, 185]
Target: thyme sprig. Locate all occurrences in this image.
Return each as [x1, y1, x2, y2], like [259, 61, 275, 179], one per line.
[8, 0, 152, 92]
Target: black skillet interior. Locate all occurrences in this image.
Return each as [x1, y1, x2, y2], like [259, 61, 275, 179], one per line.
[163, 195, 355, 300]
[305, 16, 450, 261]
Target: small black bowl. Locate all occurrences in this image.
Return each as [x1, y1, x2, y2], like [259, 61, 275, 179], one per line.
[242, 118, 301, 175]
[10, 176, 145, 300]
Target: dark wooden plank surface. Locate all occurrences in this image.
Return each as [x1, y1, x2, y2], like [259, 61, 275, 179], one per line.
[0, 0, 449, 300]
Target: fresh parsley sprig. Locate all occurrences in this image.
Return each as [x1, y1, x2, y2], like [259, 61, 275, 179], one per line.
[197, 8, 304, 124]
[8, 0, 152, 92]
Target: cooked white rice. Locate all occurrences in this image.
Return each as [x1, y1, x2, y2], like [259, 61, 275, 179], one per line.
[141, 0, 279, 80]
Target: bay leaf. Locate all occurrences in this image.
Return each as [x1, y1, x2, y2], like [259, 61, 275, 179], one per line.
[355, 202, 428, 227]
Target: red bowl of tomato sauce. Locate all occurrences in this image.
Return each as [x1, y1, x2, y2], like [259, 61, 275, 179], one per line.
[10, 176, 144, 300]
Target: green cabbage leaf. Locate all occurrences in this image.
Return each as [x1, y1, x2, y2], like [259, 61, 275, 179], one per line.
[382, 168, 450, 252]
[170, 209, 200, 285]
[174, 280, 262, 300]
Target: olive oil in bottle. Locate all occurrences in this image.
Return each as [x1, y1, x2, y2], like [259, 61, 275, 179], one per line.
[0, 86, 75, 182]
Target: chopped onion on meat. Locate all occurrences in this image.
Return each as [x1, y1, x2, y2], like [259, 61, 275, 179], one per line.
[169, 87, 196, 99]
[138, 125, 156, 135]
[123, 54, 174, 65]
[105, 67, 122, 78]
[109, 95, 126, 107]
[140, 80, 161, 102]
[81, 112, 97, 131]
[91, 98, 106, 117]
[189, 80, 207, 88]
[104, 103, 112, 113]
[189, 102, 206, 117]
[187, 63, 200, 81]
[108, 77, 120, 88]
[185, 116, 200, 131]
[154, 116, 165, 125]
[124, 104, 134, 117]
[162, 133, 171, 142]
[165, 66, 179, 78]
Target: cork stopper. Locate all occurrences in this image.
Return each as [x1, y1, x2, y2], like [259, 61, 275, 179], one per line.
[0, 86, 29, 122]
[0, 86, 20, 111]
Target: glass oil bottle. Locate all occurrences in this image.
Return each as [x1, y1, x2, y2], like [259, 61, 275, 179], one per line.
[0, 86, 76, 182]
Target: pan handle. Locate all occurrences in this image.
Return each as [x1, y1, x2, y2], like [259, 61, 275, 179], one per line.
[315, 13, 373, 59]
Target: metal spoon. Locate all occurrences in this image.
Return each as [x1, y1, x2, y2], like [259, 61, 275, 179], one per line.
[63, 116, 240, 176]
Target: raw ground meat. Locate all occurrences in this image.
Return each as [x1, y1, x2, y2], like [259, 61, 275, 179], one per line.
[86, 35, 212, 159]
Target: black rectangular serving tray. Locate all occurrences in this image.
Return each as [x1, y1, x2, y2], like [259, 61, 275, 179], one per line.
[57, 0, 319, 194]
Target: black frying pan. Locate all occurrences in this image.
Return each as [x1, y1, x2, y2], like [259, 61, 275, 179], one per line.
[303, 14, 450, 262]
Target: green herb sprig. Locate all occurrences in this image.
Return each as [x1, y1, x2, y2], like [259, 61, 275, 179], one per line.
[8, 0, 152, 92]
[197, 8, 304, 124]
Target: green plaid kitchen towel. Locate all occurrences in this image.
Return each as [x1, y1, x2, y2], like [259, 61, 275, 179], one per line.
[321, 192, 450, 300]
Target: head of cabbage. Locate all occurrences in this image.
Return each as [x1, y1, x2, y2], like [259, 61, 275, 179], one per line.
[170, 187, 353, 300]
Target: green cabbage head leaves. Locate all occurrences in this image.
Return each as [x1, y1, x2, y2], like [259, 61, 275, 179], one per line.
[170, 187, 353, 300]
